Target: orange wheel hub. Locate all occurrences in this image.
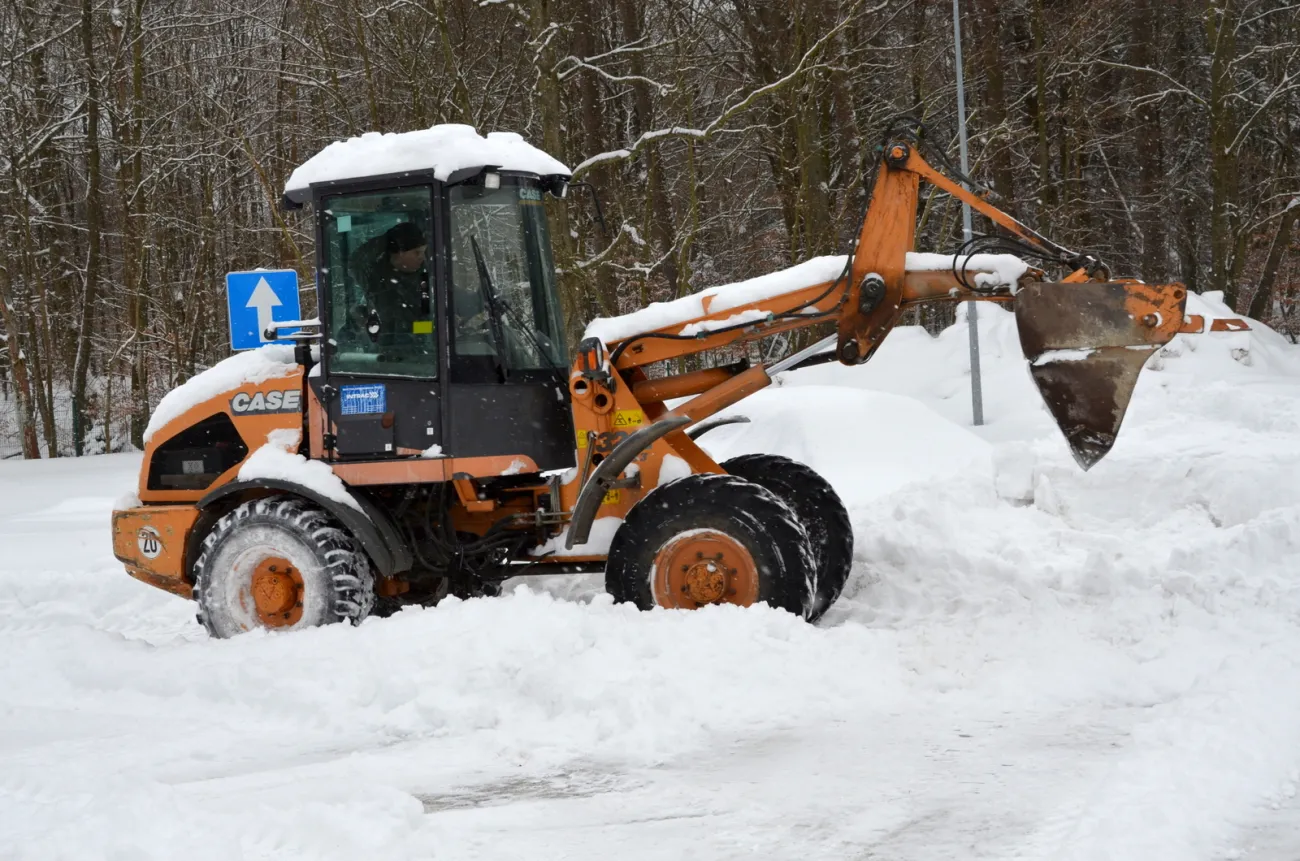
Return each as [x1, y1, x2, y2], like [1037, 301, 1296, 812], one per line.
[247, 556, 304, 627]
[651, 530, 760, 609]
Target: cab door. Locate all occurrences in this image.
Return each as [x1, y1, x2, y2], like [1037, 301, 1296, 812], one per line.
[313, 184, 443, 459]
[443, 177, 575, 470]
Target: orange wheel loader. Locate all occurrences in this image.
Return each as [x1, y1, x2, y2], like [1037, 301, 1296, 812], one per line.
[111, 120, 1203, 637]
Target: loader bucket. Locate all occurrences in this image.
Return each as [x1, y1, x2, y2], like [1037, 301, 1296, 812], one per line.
[1014, 281, 1187, 470]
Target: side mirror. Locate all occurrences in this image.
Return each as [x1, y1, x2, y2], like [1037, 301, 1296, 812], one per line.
[542, 174, 569, 199]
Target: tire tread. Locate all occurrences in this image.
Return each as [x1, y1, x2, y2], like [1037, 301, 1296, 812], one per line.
[720, 454, 853, 621]
[192, 495, 374, 637]
[606, 473, 815, 618]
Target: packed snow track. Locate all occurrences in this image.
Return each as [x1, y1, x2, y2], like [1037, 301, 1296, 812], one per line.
[2, 297, 1299, 860]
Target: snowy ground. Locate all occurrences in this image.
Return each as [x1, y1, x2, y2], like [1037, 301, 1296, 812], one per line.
[3, 297, 1300, 860]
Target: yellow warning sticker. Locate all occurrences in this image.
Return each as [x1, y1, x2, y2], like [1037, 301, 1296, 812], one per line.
[602, 489, 621, 505]
[613, 410, 644, 429]
[411, 320, 433, 334]
[576, 430, 588, 449]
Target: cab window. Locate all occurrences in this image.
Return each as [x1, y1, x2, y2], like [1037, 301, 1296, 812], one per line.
[447, 180, 567, 379]
[322, 187, 437, 378]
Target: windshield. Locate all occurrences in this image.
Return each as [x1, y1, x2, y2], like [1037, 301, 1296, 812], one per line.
[447, 180, 567, 377]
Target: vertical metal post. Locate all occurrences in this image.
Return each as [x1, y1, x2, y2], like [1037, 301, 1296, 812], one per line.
[953, 0, 984, 426]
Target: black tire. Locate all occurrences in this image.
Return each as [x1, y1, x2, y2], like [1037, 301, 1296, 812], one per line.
[192, 495, 375, 638]
[605, 473, 815, 618]
[721, 454, 853, 622]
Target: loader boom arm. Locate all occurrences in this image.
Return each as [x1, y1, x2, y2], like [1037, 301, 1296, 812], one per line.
[559, 130, 1193, 546]
[600, 135, 1155, 379]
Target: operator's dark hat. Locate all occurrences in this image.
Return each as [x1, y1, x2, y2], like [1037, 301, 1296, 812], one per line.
[385, 222, 426, 253]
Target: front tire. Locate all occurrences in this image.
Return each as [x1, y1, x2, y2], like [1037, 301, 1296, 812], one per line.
[605, 474, 815, 618]
[720, 454, 853, 622]
[193, 496, 375, 638]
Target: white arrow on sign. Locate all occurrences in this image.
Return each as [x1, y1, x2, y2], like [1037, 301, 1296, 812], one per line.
[246, 277, 282, 342]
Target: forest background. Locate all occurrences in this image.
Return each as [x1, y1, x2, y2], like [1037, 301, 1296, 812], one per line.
[0, 0, 1296, 457]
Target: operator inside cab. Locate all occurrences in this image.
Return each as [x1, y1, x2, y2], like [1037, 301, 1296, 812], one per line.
[349, 221, 433, 354]
[344, 219, 491, 366]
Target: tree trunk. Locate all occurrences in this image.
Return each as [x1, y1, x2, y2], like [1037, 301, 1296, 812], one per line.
[434, 0, 474, 125]
[1246, 205, 1299, 320]
[971, 0, 1014, 207]
[1206, 0, 1240, 306]
[0, 270, 41, 459]
[1031, 0, 1053, 225]
[791, 1, 832, 259]
[130, 0, 149, 449]
[618, 0, 678, 299]
[72, 0, 103, 456]
[1129, 0, 1169, 282]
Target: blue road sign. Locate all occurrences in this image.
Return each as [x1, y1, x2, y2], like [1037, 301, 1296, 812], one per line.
[226, 269, 302, 351]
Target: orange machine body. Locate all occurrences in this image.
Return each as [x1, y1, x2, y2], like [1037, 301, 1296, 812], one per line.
[114, 132, 1206, 603]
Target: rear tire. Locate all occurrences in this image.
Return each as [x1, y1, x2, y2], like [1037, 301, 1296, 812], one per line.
[605, 473, 814, 618]
[193, 496, 375, 639]
[720, 454, 853, 621]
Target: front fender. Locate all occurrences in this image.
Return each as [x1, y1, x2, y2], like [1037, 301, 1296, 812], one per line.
[197, 478, 412, 577]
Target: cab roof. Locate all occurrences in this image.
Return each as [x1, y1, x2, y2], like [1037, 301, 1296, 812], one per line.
[282, 124, 570, 204]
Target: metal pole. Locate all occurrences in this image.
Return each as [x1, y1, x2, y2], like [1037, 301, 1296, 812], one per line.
[953, 0, 984, 426]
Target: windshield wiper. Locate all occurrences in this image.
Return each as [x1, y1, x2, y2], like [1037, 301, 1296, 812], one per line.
[469, 235, 510, 381]
[469, 235, 566, 378]
[504, 303, 566, 376]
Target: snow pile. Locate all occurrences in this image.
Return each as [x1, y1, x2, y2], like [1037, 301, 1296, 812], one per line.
[1032, 346, 1101, 366]
[783, 293, 1300, 446]
[143, 346, 298, 443]
[657, 454, 692, 485]
[285, 125, 570, 199]
[1149, 290, 1300, 376]
[238, 428, 361, 511]
[698, 386, 993, 508]
[529, 516, 622, 557]
[499, 458, 529, 476]
[112, 489, 141, 510]
[3, 291, 1300, 857]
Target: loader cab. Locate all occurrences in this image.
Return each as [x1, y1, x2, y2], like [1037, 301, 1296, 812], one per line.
[302, 167, 575, 469]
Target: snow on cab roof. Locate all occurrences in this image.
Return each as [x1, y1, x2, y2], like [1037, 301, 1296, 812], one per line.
[283, 124, 570, 202]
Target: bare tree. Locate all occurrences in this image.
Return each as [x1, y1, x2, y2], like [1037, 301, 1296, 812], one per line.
[0, 0, 1295, 458]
